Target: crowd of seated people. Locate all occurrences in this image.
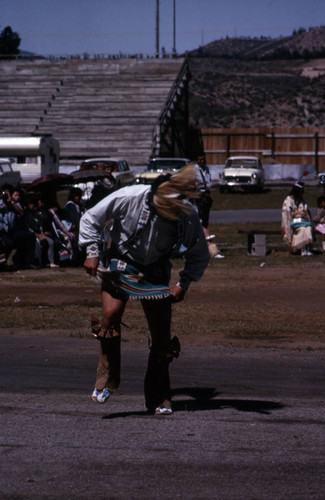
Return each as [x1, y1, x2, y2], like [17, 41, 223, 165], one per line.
[0, 162, 122, 272]
[0, 185, 85, 271]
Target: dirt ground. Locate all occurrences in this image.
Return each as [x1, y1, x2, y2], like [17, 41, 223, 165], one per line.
[0, 262, 324, 351]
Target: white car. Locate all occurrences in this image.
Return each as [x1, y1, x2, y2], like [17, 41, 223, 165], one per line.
[0, 158, 21, 189]
[219, 156, 265, 192]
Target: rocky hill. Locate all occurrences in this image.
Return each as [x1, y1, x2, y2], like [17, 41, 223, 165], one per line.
[187, 27, 325, 129]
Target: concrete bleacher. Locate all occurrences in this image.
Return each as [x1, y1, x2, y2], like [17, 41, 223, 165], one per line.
[0, 58, 187, 166]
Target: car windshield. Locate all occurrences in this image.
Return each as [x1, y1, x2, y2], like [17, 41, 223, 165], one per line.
[86, 161, 119, 172]
[147, 159, 188, 171]
[0, 162, 11, 173]
[226, 159, 258, 169]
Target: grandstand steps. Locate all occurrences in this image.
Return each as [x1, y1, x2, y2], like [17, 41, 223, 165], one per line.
[0, 58, 188, 165]
[36, 125, 153, 134]
[40, 109, 162, 118]
[37, 116, 157, 125]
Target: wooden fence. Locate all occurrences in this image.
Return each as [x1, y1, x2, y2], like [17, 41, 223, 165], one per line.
[201, 127, 325, 172]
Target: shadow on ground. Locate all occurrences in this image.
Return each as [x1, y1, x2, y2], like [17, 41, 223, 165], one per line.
[102, 387, 285, 419]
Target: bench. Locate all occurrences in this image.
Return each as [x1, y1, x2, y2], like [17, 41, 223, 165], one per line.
[238, 229, 282, 256]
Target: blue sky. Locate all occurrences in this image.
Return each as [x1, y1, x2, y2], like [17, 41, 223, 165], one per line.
[1, 0, 325, 57]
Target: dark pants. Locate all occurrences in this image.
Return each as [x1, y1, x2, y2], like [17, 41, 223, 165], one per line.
[1, 231, 35, 267]
[198, 189, 213, 229]
[142, 298, 172, 410]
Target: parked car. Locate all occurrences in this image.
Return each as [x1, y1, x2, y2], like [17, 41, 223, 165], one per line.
[135, 157, 191, 185]
[219, 156, 265, 192]
[81, 158, 135, 187]
[0, 158, 21, 189]
[318, 171, 325, 189]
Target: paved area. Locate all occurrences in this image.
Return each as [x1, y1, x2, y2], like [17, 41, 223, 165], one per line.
[0, 335, 324, 499]
[210, 207, 317, 223]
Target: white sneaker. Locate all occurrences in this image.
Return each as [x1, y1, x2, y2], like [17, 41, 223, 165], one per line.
[92, 387, 111, 403]
[155, 406, 173, 415]
[96, 387, 111, 404]
[91, 388, 99, 401]
[214, 253, 225, 259]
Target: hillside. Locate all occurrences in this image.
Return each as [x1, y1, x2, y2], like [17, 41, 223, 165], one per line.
[187, 27, 325, 129]
[188, 26, 325, 60]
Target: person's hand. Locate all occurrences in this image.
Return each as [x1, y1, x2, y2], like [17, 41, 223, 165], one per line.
[83, 257, 99, 276]
[170, 284, 185, 303]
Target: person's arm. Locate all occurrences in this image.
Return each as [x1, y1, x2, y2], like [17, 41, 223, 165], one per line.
[79, 195, 118, 275]
[170, 284, 185, 302]
[11, 201, 24, 217]
[79, 193, 120, 249]
[79, 187, 137, 275]
[83, 256, 100, 276]
[204, 165, 212, 185]
[175, 215, 210, 298]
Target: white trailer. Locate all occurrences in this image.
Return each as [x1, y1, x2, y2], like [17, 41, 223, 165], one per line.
[0, 136, 60, 184]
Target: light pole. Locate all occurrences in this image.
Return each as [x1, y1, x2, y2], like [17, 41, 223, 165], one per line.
[173, 0, 176, 56]
[156, 0, 160, 58]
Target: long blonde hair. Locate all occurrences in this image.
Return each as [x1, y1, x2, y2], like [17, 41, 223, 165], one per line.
[153, 163, 202, 220]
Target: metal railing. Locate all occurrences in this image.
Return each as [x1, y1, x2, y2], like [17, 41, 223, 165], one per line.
[152, 59, 189, 157]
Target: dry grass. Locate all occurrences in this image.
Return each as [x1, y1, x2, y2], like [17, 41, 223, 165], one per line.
[212, 186, 323, 211]
[1, 189, 324, 350]
[1, 249, 324, 351]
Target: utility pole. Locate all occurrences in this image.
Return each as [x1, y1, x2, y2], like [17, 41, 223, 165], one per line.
[156, 0, 160, 58]
[173, 0, 176, 57]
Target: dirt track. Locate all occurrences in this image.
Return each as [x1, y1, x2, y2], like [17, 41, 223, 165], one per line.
[1, 264, 324, 499]
[0, 264, 324, 351]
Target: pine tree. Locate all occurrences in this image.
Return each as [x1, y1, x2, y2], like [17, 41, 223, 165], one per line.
[0, 26, 21, 57]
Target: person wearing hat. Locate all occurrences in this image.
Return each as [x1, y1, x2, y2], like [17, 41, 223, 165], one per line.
[281, 181, 313, 255]
[79, 164, 210, 415]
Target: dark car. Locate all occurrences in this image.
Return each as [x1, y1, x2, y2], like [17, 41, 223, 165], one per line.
[82, 157, 135, 187]
[135, 157, 191, 184]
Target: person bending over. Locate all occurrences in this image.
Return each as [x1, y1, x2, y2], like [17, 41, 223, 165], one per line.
[79, 164, 210, 415]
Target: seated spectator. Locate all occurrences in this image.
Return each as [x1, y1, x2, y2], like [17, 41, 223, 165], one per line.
[25, 196, 59, 268]
[0, 185, 35, 269]
[49, 202, 78, 265]
[64, 187, 85, 264]
[36, 196, 59, 268]
[281, 181, 313, 256]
